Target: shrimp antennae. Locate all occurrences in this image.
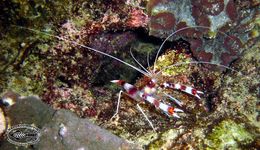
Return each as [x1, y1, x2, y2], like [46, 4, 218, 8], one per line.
[13, 25, 150, 77]
[130, 48, 152, 76]
[154, 61, 243, 78]
[152, 25, 243, 73]
[147, 52, 151, 69]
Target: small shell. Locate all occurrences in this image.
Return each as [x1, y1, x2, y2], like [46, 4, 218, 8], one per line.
[1, 97, 15, 107]
[0, 91, 20, 107]
[58, 123, 67, 138]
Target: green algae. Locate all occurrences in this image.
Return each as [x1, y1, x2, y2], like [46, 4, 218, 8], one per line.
[132, 41, 157, 55]
[146, 129, 181, 150]
[154, 50, 191, 76]
[205, 120, 254, 150]
[5, 55, 46, 96]
[0, 0, 91, 95]
[136, 131, 158, 147]
[0, 0, 71, 93]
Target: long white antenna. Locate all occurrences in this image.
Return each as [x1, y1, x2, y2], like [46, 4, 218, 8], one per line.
[13, 25, 150, 77]
[136, 104, 156, 132]
[147, 52, 151, 70]
[155, 61, 243, 78]
[130, 48, 152, 76]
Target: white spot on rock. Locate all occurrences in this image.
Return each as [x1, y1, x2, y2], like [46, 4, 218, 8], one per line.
[58, 123, 67, 138]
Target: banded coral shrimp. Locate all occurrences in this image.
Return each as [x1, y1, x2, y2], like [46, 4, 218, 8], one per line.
[12, 24, 243, 122]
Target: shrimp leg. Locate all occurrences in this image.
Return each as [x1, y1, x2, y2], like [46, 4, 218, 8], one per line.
[139, 92, 184, 118]
[136, 104, 156, 132]
[111, 90, 123, 119]
[162, 82, 203, 99]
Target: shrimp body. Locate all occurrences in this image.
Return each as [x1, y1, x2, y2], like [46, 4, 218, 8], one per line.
[110, 78, 203, 118]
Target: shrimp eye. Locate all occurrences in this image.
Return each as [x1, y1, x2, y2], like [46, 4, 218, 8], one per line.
[147, 80, 155, 88]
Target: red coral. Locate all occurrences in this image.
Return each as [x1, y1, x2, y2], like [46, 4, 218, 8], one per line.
[191, 2, 211, 32]
[223, 36, 243, 55]
[190, 39, 203, 51]
[226, 0, 238, 21]
[195, 15, 211, 28]
[147, 0, 258, 69]
[193, 50, 213, 62]
[150, 12, 176, 30]
[220, 52, 234, 66]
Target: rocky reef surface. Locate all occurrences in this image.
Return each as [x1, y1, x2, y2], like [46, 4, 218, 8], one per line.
[0, 0, 259, 149]
[0, 96, 140, 150]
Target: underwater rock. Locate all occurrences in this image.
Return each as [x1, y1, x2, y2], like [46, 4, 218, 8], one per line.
[145, 129, 184, 149]
[89, 31, 137, 54]
[0, 94, 140, 150]
[1, 94, 54, 127]
[36, 110, 140, 150]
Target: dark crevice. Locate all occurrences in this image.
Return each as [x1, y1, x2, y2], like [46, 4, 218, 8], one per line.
[91, 28, 192, 87]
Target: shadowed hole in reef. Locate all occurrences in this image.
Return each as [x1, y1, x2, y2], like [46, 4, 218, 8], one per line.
[91, 28, 192, 87]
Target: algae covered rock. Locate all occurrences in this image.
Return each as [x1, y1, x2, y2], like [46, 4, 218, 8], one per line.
[204, 119, 254, 150]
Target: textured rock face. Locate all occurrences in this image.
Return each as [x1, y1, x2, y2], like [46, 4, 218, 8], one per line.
[37, 110, 139, 150]
[0, 96, 140, 150]
[5, 96, 55, 127]
[1, 0, 259, 149]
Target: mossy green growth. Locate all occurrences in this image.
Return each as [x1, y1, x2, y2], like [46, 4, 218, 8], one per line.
[148, 129, 180, 150]
[205, 119, 254, 150]
[136, 132, 158, 148]
[205, 30, 217, 39]
[154, 50, 191, 76]
[133, 41, 157, 54]
[5, 52, 46, 96]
